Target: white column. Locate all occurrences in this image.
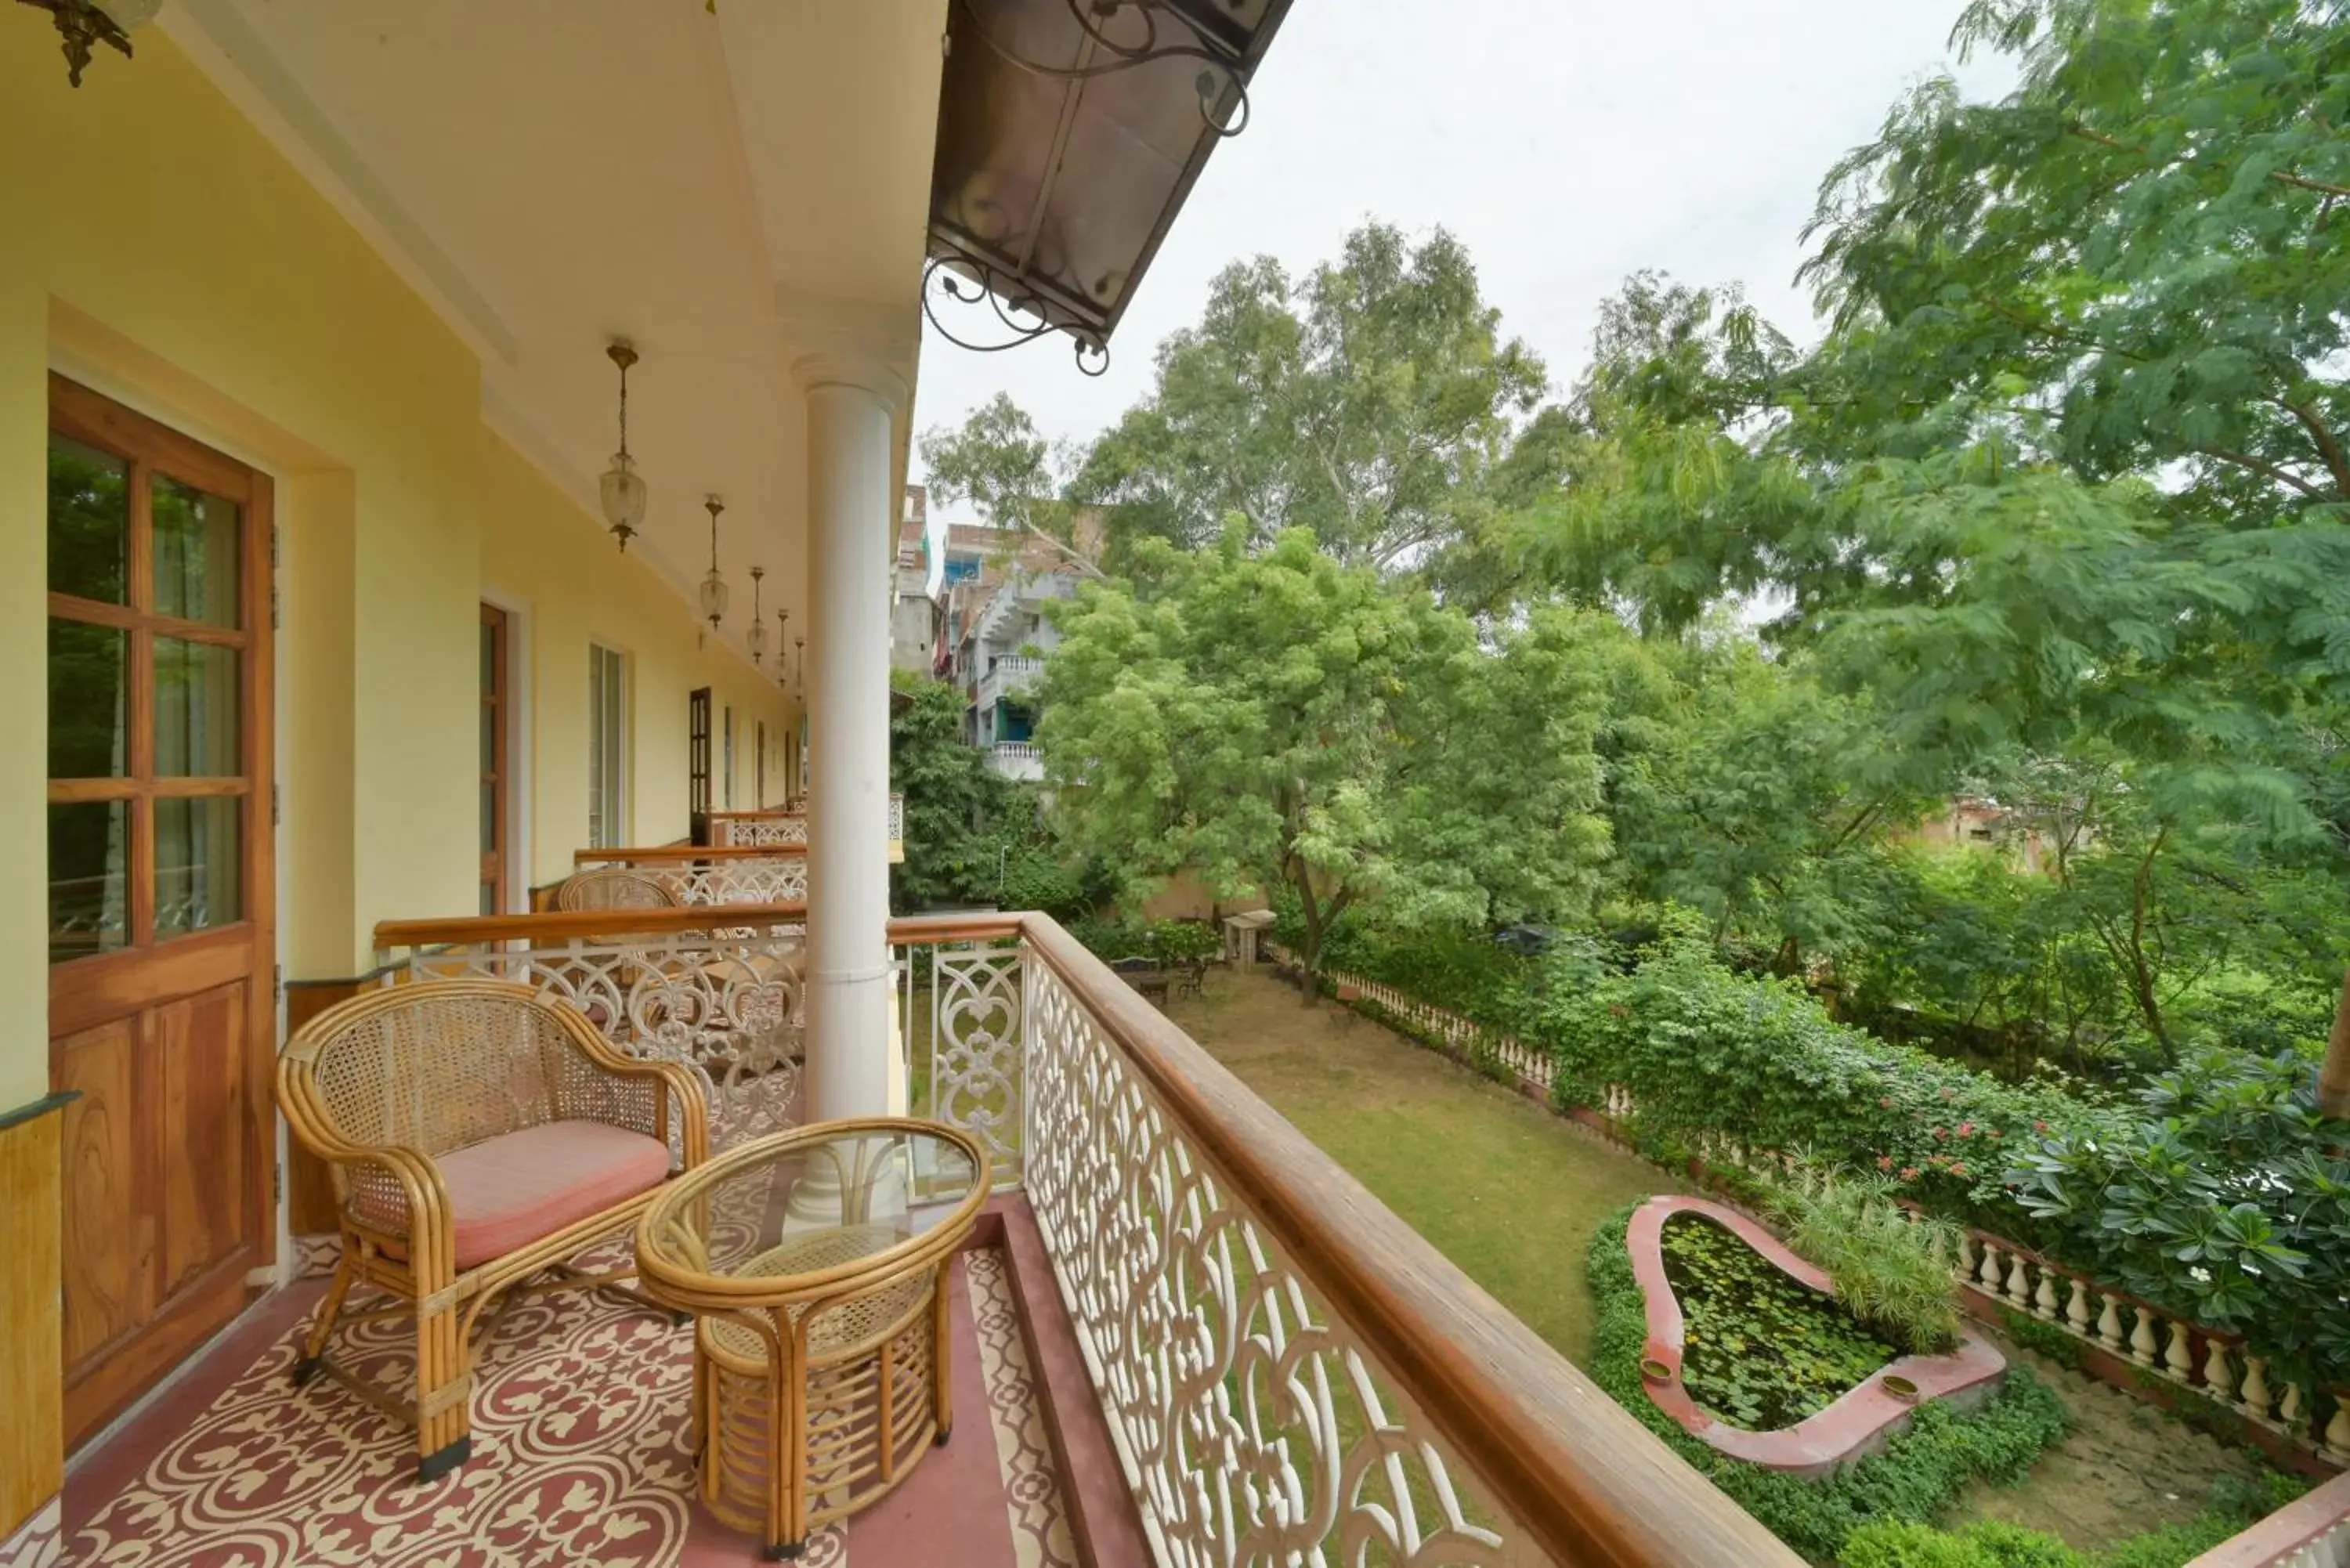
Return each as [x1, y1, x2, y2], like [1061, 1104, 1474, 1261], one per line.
[803, 374, 896, 1122]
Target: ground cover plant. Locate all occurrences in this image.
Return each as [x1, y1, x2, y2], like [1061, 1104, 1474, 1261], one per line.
[1665, 1211, 1900, 1430]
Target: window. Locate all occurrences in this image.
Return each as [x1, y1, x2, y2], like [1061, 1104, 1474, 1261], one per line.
[756, 721, 768, 806]
[722, 705, 736, 809]
[588, 642, 627, 848]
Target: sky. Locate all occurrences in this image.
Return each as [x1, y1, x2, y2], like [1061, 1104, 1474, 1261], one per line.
[908, 0, 2017, 531]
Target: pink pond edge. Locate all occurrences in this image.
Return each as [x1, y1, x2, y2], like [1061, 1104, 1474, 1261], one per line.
[1629, 1194, 2008, 1478]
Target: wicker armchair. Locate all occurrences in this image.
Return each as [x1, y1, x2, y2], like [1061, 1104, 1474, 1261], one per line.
[555, 866, 680, 912]
[278, 978, 708, 1479]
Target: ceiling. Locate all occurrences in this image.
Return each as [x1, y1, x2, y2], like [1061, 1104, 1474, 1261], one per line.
[161, 0, 951, 659]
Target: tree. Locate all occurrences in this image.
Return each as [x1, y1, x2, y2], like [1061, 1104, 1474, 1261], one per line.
[1075, 222, 1547, 570]
[918, 393, 1104, 579]
[1037, 526, 1615, 995]
[889, 670, 1016, 914]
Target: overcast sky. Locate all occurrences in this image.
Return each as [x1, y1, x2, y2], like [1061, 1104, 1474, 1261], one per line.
[909, 0, 2016, 528]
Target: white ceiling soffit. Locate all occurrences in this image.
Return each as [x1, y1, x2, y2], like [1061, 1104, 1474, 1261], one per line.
[159, 0, 948, 649]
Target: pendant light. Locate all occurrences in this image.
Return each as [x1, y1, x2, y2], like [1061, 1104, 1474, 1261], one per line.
[775, 609, 790, 686]
[747, 566, 769, 667]
[793, 636, 806, 698]
[699, 496, 730, 629]
[598, 340, 647, 551]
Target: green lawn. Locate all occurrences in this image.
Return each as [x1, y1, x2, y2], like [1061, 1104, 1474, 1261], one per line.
[1166, 966, 1678, 1367]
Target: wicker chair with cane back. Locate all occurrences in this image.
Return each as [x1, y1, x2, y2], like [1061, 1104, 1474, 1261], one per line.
[555, 865, 681, 912]
[278, 978, 710, 1479]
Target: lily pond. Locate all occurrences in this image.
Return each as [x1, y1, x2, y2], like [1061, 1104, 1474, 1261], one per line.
[1663, 1212, 1898, 1431]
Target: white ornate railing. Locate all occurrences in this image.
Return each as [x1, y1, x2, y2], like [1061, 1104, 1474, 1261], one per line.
[710, 813, 809, 847]
[989, 914, 1795, 1567]
[375, 910, 806, 1152]
[710, 796, 902, 859]
[892, 919, 1025, 1189]
[574, 849, 810, 905]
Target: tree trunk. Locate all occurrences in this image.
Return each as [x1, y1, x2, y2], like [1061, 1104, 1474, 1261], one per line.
[2319, 970, 2350, 1120]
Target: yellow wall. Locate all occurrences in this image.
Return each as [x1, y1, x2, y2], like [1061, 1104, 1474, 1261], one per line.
[0, 20, 796, 1537]
[476, 428, 799, 888]
[0, 21, 798, 998]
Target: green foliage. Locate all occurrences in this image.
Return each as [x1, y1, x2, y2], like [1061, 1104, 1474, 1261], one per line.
[1075, 222, 1546, 571]
[1762, 1172, 1965, 1356]
[1664, 1212, 1899, 1431]
[1530, 930, 2113, 1230]
[918, 393, 1097, 577]
[889, 671, 1019, 913]
[1040, 528, 1618, 984]
[1840, 1520, 2088, 1568]
[2006, 1047, 2350, 1383]
[1994, 1308, 2084, 1372]
[1588, 1206, 2067, 1563]
[1841, 1520, 2087, 1568]
[1068, 916, 1217, 965]
[1838, 1471, 2305, 1568]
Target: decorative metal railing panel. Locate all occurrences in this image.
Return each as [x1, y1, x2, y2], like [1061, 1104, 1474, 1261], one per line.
[394, 931, 805, 1151]
[714, 815, 809, 848]
[1021, 952, 1528, 1567]
[894, 936, 1025, 1188]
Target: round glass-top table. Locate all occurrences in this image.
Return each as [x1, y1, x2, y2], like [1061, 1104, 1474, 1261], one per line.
[634, 1118, 992, 1559]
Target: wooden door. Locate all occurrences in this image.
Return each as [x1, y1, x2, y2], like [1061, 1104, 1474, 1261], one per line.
[479, 605, 508, 915]
[45, 375, 275, 1447]
[756, 721, 767, 807]
[688, 685, 711, 845]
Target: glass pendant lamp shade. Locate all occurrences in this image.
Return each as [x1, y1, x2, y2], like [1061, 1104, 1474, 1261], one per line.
[96, 0, 162, 27]
[776, 611, 790, 686]
[601, 340, 644, 551]
[747, 567, 770, 664]
[700, 495, 728, 629]
[599, 452, 646, 548]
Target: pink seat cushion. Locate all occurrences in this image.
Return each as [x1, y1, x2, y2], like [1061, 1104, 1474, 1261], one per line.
[427, 1120, 671, 1270]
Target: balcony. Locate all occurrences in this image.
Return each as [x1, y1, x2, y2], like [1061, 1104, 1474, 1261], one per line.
[56, 891, 1815, 1566]
[988, 741, 1045, 782]
[974, 654, 1047, 715]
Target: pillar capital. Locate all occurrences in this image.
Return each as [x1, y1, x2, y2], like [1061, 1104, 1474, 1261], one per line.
[776, 287, 914, 410]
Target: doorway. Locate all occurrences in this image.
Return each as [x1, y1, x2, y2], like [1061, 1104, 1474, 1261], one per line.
[688, 685, 711, 844]
[479, 604, 509, 914]
[45, 374, 277, 1446]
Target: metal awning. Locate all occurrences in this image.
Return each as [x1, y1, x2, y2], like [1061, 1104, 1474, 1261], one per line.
[925, 0, 1294, 374]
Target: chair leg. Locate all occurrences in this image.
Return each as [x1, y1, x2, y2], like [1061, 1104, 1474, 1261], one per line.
[414, 1296, 472, 1481]
[291, 1249, 358, 1388]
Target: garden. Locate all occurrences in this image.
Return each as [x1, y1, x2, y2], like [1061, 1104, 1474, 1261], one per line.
[1171, 967, 2300, 1567]
[890, 1, 2350, 1559]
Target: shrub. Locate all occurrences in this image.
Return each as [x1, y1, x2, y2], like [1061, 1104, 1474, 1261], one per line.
[1840, 1520, 2086, 1568]
[1587, 1205, 2067, 1562]
[1762, 1170, 1964, 1355]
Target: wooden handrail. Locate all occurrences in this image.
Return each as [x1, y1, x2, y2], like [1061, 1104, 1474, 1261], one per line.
[1014, 912, 1801, 1568]
[888, 912, 1025, 946]
[374, 902, 806, 949]
[2184, 1468, 2350, 1566]
[706, 809, 803, 821]
[573, 844, 808, 864]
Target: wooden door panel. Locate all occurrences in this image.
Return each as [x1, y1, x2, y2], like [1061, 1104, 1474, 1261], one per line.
[158, 981, 250, 1299]
[45, 378, 275, 1448]
[52, 1018, 151, 1373]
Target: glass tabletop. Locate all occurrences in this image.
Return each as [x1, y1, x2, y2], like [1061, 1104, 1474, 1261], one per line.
[643, 1122, 985, 1289]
